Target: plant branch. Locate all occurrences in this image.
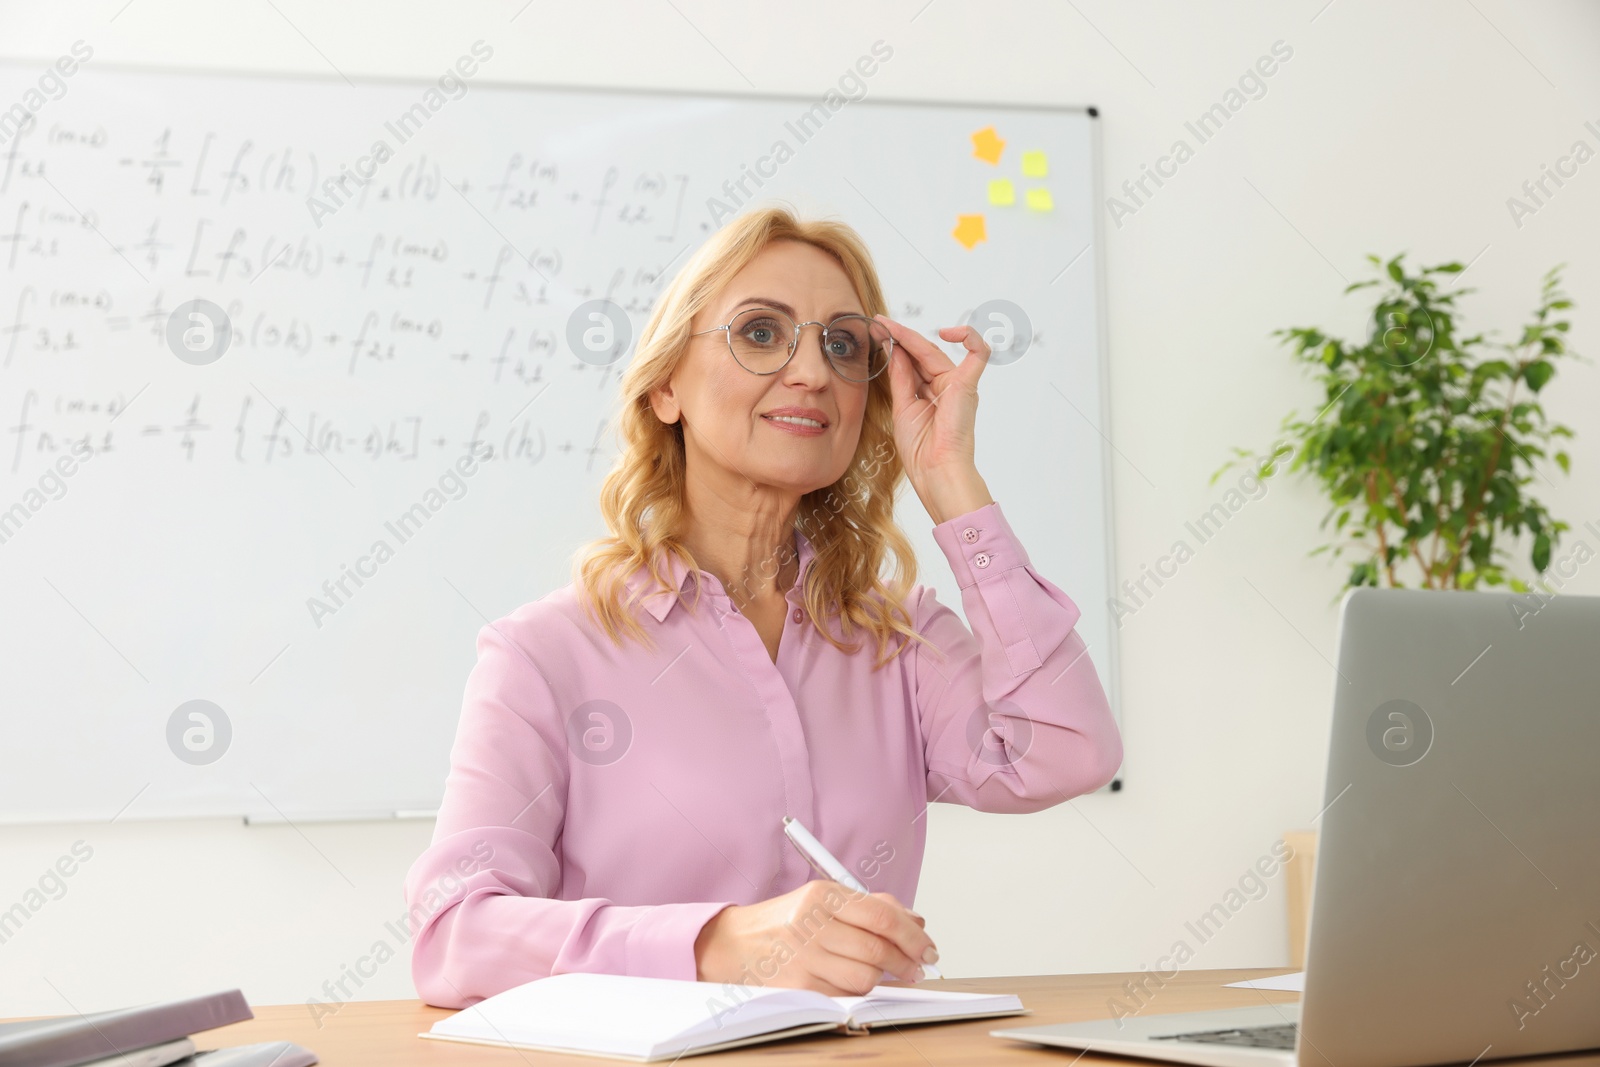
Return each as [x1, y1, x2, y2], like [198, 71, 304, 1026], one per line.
[1365, 469, 1399, 586]
[1443, 364, 1523, 583]
[1424, 470, 1449, 583]
[1389, 477, 1434, 588]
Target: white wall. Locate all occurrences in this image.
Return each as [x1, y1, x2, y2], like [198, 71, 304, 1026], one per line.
[4, 0, 1598, 1018]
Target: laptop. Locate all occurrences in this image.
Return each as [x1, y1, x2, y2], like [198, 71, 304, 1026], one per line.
[992, 587, 1600, 1067]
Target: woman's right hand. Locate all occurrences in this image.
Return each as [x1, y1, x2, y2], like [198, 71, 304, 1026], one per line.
[693, 880, 939, 996]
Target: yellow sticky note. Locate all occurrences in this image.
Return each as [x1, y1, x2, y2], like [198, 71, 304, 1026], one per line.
[1022, 150, 1049, 177]
[1025, 187, 1054, 212]
[987, 179, 1016, 206]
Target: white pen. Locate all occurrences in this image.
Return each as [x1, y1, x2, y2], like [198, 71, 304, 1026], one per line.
[781, 815, 943, 980]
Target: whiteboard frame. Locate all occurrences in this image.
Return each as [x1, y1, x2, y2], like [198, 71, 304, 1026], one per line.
[0, 56, 1123, 820]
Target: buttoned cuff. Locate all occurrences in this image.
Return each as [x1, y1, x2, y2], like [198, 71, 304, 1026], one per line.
[931, 501, 1030, 589]
[626, 900, 738, 981]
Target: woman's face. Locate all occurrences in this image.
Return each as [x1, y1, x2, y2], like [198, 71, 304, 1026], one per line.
[652, 239, 871, 501]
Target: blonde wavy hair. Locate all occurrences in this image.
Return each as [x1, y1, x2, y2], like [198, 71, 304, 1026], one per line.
[572, 204, 936, 669]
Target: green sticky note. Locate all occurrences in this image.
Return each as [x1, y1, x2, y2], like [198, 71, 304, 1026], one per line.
[1022, 150, 1049, 177]
[987, 179, 1016, 206]
[1025, 187, 1053, 212]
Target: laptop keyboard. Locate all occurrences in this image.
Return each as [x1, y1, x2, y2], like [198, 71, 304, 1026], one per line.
[1151, 1023, 1298, 1049]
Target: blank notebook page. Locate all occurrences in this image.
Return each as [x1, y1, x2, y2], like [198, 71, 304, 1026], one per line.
[426, 973, 842, 1057]
[833, 985, 1025, 1025]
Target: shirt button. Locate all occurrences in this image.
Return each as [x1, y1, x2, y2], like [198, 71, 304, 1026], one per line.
[974, 552, 991, 568]
[962, 527, 979, 543]
[792, 608, 803, 623]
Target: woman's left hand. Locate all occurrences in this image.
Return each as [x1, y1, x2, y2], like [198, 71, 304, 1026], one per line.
[877, 315, 995, 524]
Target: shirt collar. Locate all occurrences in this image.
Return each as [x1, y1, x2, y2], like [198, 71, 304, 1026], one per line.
[625, 526, 816, 623]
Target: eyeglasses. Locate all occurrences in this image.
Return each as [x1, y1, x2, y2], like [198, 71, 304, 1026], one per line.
[691, 306, 893, 382]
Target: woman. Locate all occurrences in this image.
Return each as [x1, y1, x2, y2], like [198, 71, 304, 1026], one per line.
[403, 205, 1122, 1008]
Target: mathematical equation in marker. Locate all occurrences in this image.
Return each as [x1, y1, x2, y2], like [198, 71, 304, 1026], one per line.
[0, 65, 955, 500]
[5, 388, 614, 473]
[1, 101, 706, 402]
[3, 280, 655, 385]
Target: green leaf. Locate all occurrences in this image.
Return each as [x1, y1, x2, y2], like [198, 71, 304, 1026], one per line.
[1523, 361, 1555, 392]
[1556, 452, 1571, 474]
[1472, 360, 1515, 386]
[1532, 532, 1552, 572]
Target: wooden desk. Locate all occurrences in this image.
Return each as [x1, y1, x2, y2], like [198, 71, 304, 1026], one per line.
[191, 968, 1303, 1065]
[15, 967, 1600, 1065]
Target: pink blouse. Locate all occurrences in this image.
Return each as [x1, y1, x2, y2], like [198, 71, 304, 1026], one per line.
[403, 501, 1121, 1008]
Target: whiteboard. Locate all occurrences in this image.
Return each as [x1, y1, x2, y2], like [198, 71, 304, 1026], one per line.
[0, 57, 1117, 822]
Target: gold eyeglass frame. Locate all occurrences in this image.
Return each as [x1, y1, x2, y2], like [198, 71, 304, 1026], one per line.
[690, 306, 893, 382]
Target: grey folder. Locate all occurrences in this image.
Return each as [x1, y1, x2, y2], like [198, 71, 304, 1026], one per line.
[0, 989, 283, 1067]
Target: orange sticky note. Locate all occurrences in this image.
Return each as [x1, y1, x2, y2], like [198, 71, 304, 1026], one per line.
[1025, 187, 1053, 212]
[952, 214, 987, 249]
[1022, 150, 1048, 177]
[987, 179, 1016, 206]
[971, 126, 1005, 165]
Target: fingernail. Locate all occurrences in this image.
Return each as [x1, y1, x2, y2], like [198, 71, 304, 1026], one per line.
[922, 947, 940, 965]
[912, 966, 926, 982]
[907, 909, 923, 919]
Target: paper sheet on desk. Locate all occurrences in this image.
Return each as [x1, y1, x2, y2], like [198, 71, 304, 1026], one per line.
[1225, 971, 1305, 991]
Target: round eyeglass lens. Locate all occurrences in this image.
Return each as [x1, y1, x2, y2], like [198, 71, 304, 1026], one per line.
[727, 307, 891, 381]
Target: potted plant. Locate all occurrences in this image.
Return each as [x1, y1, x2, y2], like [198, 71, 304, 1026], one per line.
[1215, 254, 1581, 594]
[1212, 255, 1582, 967]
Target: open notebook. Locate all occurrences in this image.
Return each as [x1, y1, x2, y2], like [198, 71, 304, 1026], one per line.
[419, 972, 1027, 1061]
